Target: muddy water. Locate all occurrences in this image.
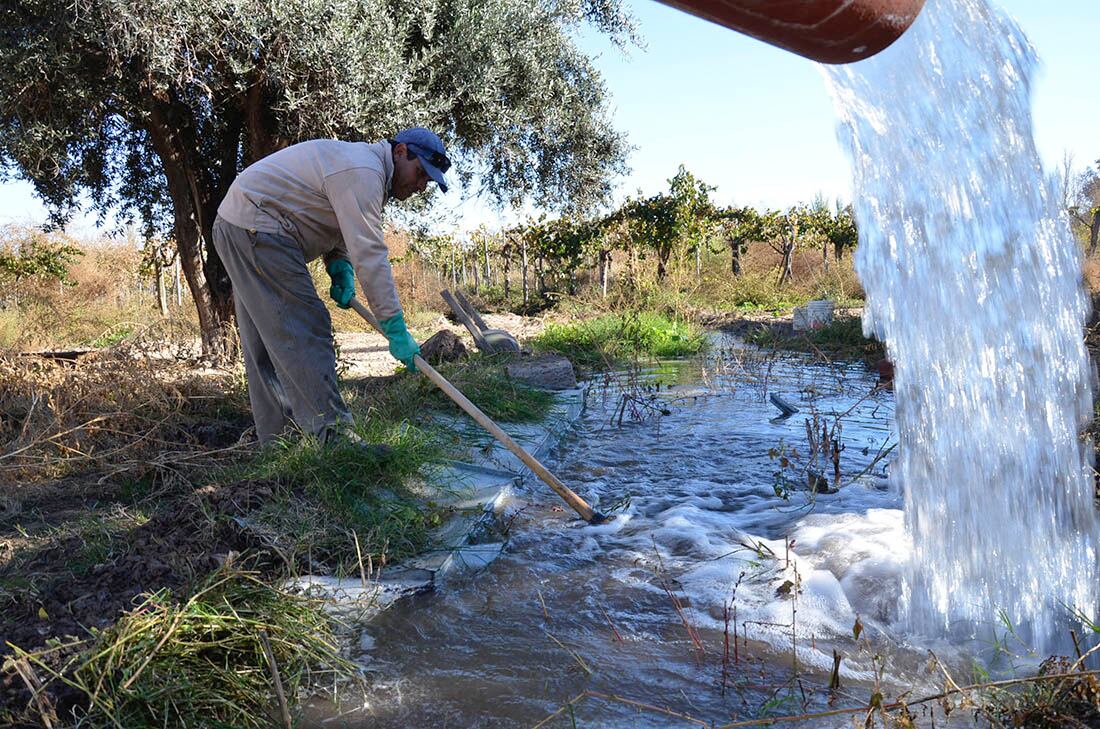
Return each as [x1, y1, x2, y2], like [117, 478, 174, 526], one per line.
[320, 346, 971, 728]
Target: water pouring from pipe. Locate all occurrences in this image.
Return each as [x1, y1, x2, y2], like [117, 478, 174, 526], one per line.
[658, 0, 1099, 650]
[823, 0, 1099, 650]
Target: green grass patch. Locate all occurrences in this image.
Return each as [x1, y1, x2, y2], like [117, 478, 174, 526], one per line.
[221, 357, 554, 571]
[89, 324, 135, 348]
[238, 416, 446, 567]
[530, 311, 706, 369]
[352, 355, 556, 425]
[746, 316, 885, 362]
[16, 569, 354, 729]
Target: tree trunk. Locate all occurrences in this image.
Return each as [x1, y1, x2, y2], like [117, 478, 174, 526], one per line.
[147, 109, 235, 359]
[598, 249, 610, 297]
[656, 244, 671, 280]
[503, 248, 511, 300]
[695, 244, 701, 278]
[521, 240, 529, 305]
[779, 240, 794, 285]
[156, 260, 168, 317]
[472, 250, 480, 291]
[174, 257, 183, 307]
[822, 239, 830, 273]
[482, 237, 491, 288]
[834, 241, 845, 261]
[730, 238, 742, 275]
[1089, 209, 1100, 256]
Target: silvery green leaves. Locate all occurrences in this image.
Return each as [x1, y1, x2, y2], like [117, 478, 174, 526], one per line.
[0, 0, 634, 352]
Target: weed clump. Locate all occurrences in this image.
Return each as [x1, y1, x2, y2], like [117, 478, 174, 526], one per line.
[979, 655, 1100, 728]
[746, 316, 885, 363]
[7, 570, 354, 729]
[239, 418, 447, 568]
[531, 312, 706, 369]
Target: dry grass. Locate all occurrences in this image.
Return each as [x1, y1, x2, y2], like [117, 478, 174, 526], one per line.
[1083, 254, 1100, 294]
[0, 326, 250, 485]
[0, 229, 197, 351]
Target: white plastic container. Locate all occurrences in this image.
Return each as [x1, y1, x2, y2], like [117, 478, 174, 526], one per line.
[793, 299, 835, 331]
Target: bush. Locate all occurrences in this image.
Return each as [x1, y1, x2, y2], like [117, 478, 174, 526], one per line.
[531, 311, 706, 368]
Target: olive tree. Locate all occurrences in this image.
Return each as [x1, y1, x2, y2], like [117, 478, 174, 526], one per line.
[0, 0, 633, 355]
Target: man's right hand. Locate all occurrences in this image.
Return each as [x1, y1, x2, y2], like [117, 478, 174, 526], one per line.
[326, 259, 356, 309]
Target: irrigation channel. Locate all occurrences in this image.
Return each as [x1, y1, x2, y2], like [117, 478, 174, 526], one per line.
[311, 345, 977, 728]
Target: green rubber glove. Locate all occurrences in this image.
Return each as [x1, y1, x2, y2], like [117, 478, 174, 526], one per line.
[326, 259, 356, 309]
[379, 312, 420, 372]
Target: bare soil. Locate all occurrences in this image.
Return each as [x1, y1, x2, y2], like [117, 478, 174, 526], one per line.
[337, 311, 551, 377]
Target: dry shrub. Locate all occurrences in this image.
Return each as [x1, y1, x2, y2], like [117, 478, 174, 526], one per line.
[0, 325, 249, 484]
[0, 227, 194, 350]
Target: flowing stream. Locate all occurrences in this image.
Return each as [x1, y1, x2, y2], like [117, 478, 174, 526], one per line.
[824, 0, 1098, 650]
[314, 352, 927, 727]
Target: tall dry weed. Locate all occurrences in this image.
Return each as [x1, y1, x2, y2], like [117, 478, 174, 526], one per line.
[0, 324, 249, 485]
[0, 227, 195, 350]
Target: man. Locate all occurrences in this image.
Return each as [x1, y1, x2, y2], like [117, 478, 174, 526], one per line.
[212, 127, 450, 447]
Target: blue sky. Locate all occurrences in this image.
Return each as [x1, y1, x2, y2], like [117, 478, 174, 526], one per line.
[1, 0, 1097, 234]
[575, 0, 1100, 209]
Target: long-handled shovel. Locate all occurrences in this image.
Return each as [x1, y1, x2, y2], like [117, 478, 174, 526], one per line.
[349, 298, 609, 525]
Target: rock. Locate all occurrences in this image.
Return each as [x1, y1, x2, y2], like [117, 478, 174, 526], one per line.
[481, 328, 520, 354]
[506, 354, 576, 390]
[420, 329, 467, 363]
[875, 358, 894, 385]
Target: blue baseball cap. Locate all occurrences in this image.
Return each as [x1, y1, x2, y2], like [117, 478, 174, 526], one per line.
[393, 127, 450, 193]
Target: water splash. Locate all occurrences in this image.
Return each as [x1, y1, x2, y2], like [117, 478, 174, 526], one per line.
[825, 0, 1098, 649]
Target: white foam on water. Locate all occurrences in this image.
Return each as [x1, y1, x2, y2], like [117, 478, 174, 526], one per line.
[823, 0, 1099, 649]
[599, 471, 912, 664]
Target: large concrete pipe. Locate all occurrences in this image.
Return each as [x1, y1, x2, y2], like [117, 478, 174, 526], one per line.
[655, 0, 926, 64]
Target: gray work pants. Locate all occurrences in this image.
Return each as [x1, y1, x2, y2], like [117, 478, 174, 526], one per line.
[212, 216, 351, 445]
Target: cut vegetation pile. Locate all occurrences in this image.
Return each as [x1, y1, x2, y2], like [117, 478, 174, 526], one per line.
[6, 569, 354, 729]
[239, 423, 447, 571]
[0, 338, 250, 485]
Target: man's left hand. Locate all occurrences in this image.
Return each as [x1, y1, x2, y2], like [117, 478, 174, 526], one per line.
[379, 312, 421, 372]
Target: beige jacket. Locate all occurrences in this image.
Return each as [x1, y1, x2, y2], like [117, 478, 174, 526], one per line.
[217, 139, 401, 320]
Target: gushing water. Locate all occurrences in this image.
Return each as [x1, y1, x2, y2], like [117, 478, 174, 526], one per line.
[825, 0, 1098, 649]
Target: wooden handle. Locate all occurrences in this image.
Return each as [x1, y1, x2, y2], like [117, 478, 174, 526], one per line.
[349, 299, 599, 522]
